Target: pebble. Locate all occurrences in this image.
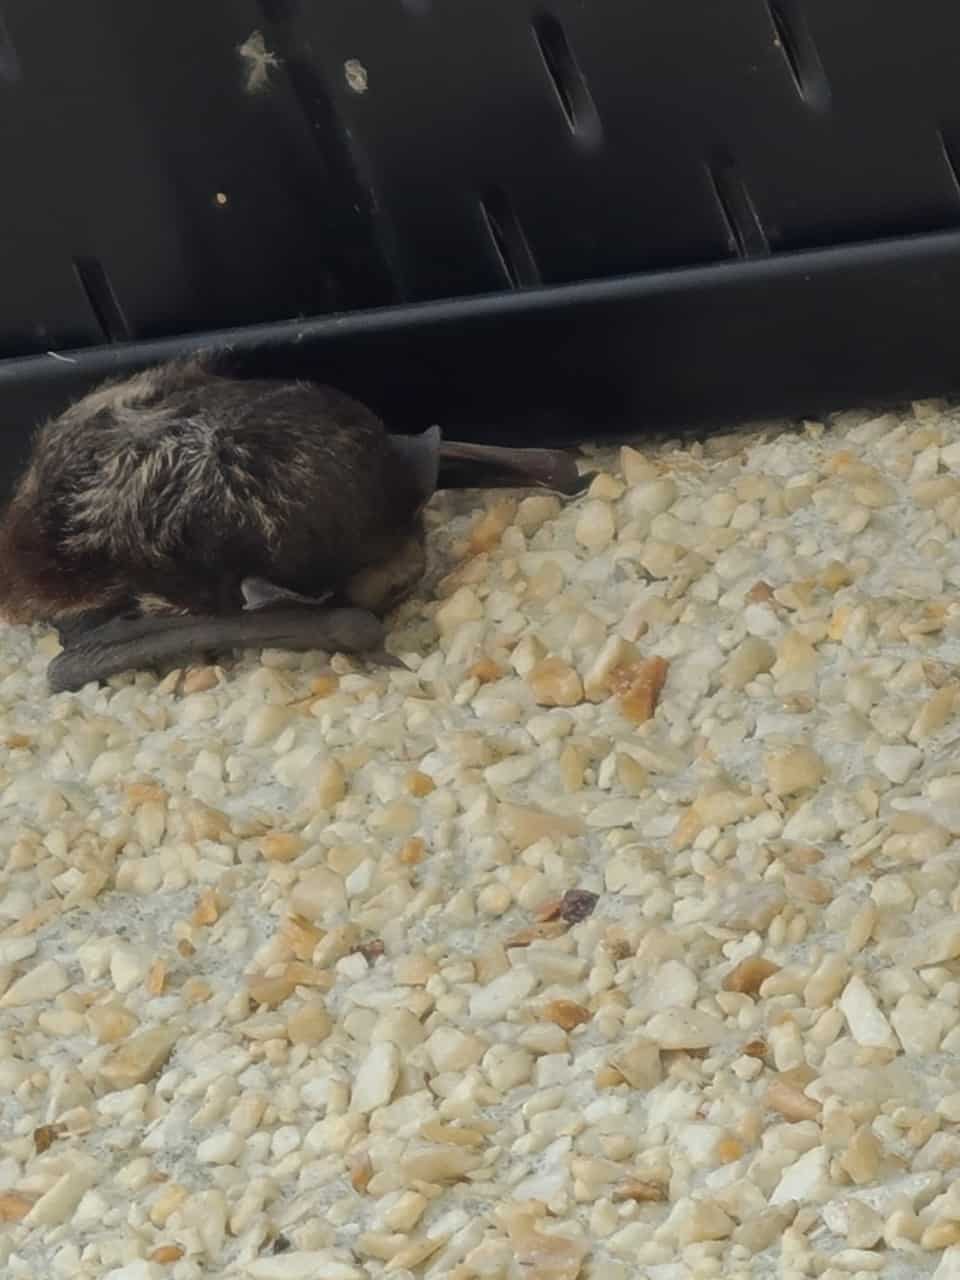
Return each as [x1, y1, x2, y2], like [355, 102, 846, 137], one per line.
[645, 1009, 727, 1050]
[350, 1042, 400, 1114]
[0, 959, 68, 1007]
[575, 501, 616, 551]
[839, 975, 898, 1050]
[528, 657, 584, 707]
[8, 420, 960, 1280]
[470, 966, 538, 1023]
[875, 744, 924, 784]
[99, 1026, 179, 1091]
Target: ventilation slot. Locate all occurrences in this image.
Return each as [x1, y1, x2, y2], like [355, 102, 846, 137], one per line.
[766, 0, 831, 112]
[708, 163, 770, 260]
[939, 130, 960, 209]
[73, 258, 130, 343]
[532, 13, 602, 147]
[479, 188, 541, 289]
[0, 13, 20, 86]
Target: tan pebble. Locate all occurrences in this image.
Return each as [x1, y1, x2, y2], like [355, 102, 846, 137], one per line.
[309, 672, 339, 697]
[402, 1145, 482, 1183]
[505, 922, 569, 948]
[312, 924, 360, 968]
[145, 961, 167, 997]
[420, 1121, 486, 1147]
[184, 802, 230, 841]
[33, 1123, 63, 1155]
[764, 1080, 821, 1121]
[646, 1008, 725, 1050]
[558, 744, 586, 791]
[182, 978, 212, 1006]
[922, 1220, 960, 1250]
[778, 629, 818, 670]
[351, 1042, 400, 1114]
[406, 770, 435, 797]
[694, 788, 764, 828]
[395, 954, 437, 984]
[671, 807, 703, 850]
[469, 499, 517, 554]
[720, 636, 776, 690]
[589, 471, 624, 500]
[436, 586, 484, 633]
[742, 1038, 768, 1059]
[783, 871, 832, 905]
[576, 500, 616, 551]
[259, 833, 304, 863]
[182, 666, 219, 694]
[149, 1182, 189, 1227]
[370, 799, 417, 834]
[247, 973, 298, 1009]
[500, 1207, 589, 1276]
[611, 1037, 662, 1089]
[349, 1150, 373, 1194]
[290, 868, 346, 922]
[191, 887, 222, 926]
[766, 746, 825, 797]
[100, 1025, 178, 1090]
[498, 803, 584, 850]
[150, 1245, 186, 1263]
[527, 560, 565, 600]
[528, 656, 584, 707]
[87, 1004, 139, 1044]
[0, 959, 68, 1007]
[839, 1124, 883, 1184]
[615, 753, 648, 794]
[583, 636, 642, 701]
[620, 446, 657, 485]
[243, 704, 292, 746]
[617, 656, 669, 724]
[517, 493, 562, 530]
[313, 758, 346, 809]
[468, 657, 504, 684]
[910, 685, 958, 741]
[723, 956, 780, 994]
[279, 915, 324, 961]
[383, 1190, 427, 1232]
[675, 1199, 735, 1245]
[0, 1192, 37, 1222]
[399, 837, 426, 865]
[125, 781, 168, 808]
[477, 884, 512, 916]
[541, 999, 591, 1031]
[716, 1135, 745, 1163]
[612, 1179, 667, 1203]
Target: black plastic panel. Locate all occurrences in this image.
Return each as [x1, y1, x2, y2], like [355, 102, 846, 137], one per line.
[0, 1, 959, 494]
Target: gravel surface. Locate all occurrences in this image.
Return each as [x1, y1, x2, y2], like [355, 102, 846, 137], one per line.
[4, 403, 960, 1279]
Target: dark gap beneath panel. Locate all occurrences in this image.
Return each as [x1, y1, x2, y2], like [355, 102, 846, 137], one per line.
[73, 258, 131, 343]
[479, 188, 541, 289]
[0, 12, 21, 86]
[765, 0, 831, 112]
[531, 12, 603, 146]
[708, 162, 770, 260]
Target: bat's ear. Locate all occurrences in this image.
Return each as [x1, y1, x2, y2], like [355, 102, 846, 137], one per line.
[388, 425, 441, 509]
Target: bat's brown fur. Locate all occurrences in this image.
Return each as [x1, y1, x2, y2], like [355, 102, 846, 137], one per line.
[0, 355, 430, 625]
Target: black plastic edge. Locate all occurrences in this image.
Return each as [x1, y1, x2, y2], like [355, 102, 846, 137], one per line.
[2, 227, 960, 497]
